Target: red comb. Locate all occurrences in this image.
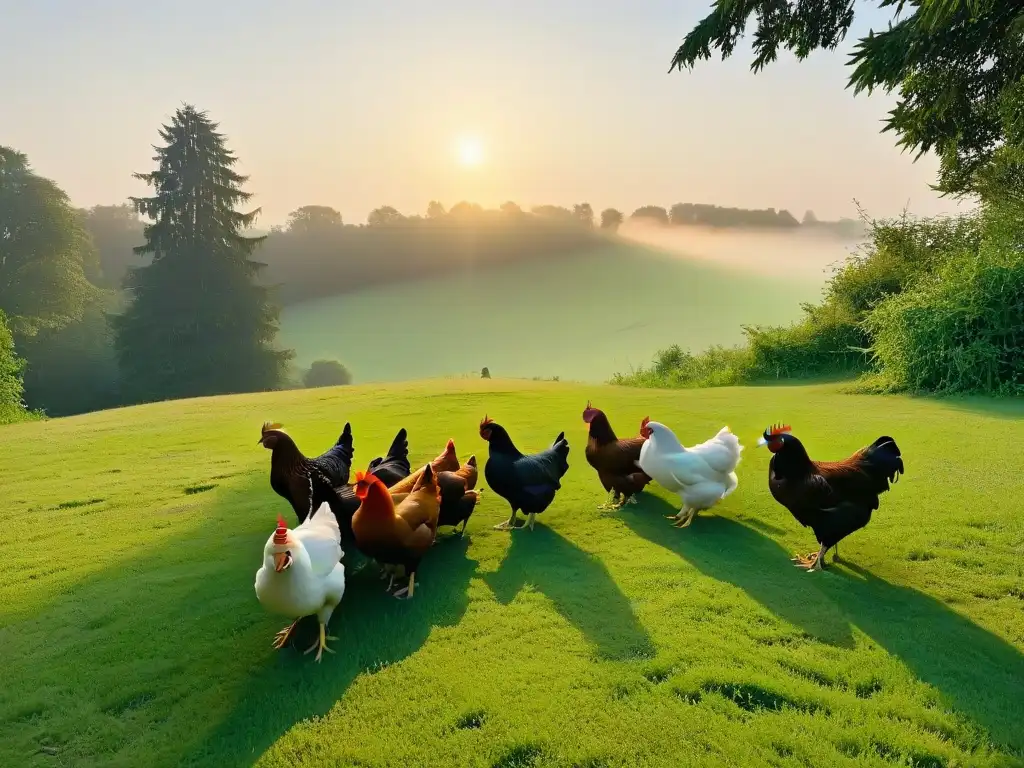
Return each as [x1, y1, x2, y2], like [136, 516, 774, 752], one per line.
[273, 515, 287, 545]
[768, 423, 792, 436]
[446, 438, 455, 450]
[480, 415, 494, 427]
[585, 400, 593, 409]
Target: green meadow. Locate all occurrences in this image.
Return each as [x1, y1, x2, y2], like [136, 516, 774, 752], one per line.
[278, 243, 829, 383]
[2, 379, 1022, 767]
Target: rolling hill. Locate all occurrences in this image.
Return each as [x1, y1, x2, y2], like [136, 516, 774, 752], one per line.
[2, 378, 1022, 767]
[278, 242, 837, 383]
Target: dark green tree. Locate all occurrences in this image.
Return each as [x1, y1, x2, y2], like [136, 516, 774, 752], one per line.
[600, 208, 624, 231]
[112, 105, 291, 403]
[669, 1, 1024, 195]
[426, 200, 447, 219]
[0, 147, 95, 334]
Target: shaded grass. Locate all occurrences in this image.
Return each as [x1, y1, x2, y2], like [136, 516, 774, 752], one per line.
[0, 378, 1022, 767]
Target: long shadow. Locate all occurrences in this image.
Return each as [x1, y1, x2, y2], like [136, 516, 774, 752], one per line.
[620, 496, 1024, 753]
[482, 524, 655, 662]
[1, 471, 478, 768]
[185, 534, 479, 766]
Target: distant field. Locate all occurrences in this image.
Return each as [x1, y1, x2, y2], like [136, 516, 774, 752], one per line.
[2, 378, 1022, 767]
[279, 242, 837, 383]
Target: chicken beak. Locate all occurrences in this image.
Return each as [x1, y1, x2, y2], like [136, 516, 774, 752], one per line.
[274, 552, 292, 572]
[756, 437, 768, 447]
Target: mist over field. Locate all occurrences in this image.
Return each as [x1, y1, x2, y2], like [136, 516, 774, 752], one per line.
[279, 239, 833, 384]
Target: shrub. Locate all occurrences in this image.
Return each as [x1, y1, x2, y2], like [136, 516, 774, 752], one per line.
[0, 310, 30, 424]
[302, 359, 353, 388]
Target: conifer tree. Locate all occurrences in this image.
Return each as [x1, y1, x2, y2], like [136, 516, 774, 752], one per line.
[113, 105, 291, 402]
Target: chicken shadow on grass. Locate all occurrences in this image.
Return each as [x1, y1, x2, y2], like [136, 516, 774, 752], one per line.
[184, 533, 480, 765]
[482, 523, 655, 662]
[619, 496, 1024, 754]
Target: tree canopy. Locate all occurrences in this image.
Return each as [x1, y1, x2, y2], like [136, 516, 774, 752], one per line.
[112, 105, 291, 402]
[0, 309, 28, 423]
[669, 1, 1024, 195]
[600, 208, 624, 231]
[0, 146, 96, 334]
[78, 203, 146, 288]
[286, 205, 343, 233]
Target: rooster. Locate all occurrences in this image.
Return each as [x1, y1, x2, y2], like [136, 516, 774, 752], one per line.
[637, 418, 743, 528]
[352, 466, 441, 599]
[259, 422, 355, 522]
[480, 416, 570, 531]
[758, 424, 904, 572]
[582, 401, 650, 510]
[254, 504, 346, 662]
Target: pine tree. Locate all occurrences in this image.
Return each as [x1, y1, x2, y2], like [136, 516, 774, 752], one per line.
[113, 105, 292, 402]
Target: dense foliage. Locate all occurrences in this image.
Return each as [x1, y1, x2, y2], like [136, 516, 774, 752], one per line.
[112, 106, 292, 403]
[615, 145, 1024, 395]
[302, 359, 353, 388]
[77, 204, 146, 289]
[670, 0, 1024, 196]
[0, 147, 96, 335]
[0, 310, 30, 424]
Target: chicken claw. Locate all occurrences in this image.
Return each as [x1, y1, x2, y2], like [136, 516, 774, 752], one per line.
[494, 512, 518, 530]
[526, 512, 537, 531]
[271, 619, 299, 650]
[303, 622, 336, 662]
[394, 572, 417, 600]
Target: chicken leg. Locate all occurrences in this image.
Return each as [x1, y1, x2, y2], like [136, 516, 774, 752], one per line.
[394, 572, 417, 599]
[271, 619, 300, 650]
[303, 621, 337, 662]
[526, 512, 537, 530]
[596, 490, 617, 510]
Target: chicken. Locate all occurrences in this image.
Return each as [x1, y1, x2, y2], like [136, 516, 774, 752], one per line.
[365, 428, 412, 488]
[259, 421, 355, 522]
[582, 401, 651, 510]
[308, 428, 411, 560]
[479, 416, 570, 531]
[254, 504, 346, 662]
[436, 456, 483, 535]
[637, 418, 743, 528]
[352, 465, 441, 599]
[758, 424, 904, 572]
[387, 438, 459, 494]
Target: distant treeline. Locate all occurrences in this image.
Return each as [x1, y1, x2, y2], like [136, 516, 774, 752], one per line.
[258, 202, 605, 305]
[629, 203, 864, 237]
[79, 199, 864, 298]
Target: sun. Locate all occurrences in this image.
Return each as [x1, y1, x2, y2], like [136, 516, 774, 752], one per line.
[456, 136, 484, 167]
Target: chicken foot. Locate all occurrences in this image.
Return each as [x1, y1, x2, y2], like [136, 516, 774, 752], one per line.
[271, 619, 300, 650]
[303, 621, 337, 663]
[494, 510, 519, 530]
[526, 512, 537, 530]
[793, 544, 828, 572]
[673, 508, 698, 528]
[393, 572, 417, 599]
[597, 491, 621, 511]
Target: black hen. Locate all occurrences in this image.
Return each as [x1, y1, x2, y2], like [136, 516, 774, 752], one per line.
[260, 421, 355, 522]
[365, 428, 412, 488]
[310, 428, 411, 557]
[479, 416, 570, 531]
[761, 425, 905, 571]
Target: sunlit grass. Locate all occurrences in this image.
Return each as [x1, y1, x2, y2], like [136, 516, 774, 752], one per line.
[1, 379, 1022, 767]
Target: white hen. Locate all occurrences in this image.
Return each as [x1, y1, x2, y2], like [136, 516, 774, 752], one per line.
[255, 502, 346, 662]
[636, 419, 743, 528]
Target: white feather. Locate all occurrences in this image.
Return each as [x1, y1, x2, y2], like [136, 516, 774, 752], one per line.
[294, 501, 344, 578]
[638, 421, 744, 512]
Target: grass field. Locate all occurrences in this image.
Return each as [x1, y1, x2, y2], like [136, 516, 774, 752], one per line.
[2, 379, 1023, 767]
[278, 242, 830, 383]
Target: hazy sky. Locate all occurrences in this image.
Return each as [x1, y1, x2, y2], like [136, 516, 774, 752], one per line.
[2, 0, 967, 226]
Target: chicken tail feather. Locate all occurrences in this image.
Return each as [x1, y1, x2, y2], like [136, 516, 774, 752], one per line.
[860, 435, 905, 488]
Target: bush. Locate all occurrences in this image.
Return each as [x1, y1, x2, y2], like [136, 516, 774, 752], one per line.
[0, 310, 31, 425]
[614, 209, 981, 390]
[302, 359, 352, 388]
